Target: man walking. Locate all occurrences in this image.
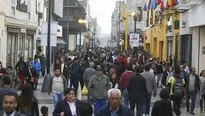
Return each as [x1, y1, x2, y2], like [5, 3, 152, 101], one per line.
[128, 66, 148, 116]
[98, 88, 133, 116]
[120, 63, 134, 107]
[40, 54, 47, 77]
[88, 65, 110, 116]
[185, 68, 200, 115]
[83, 62, 96, 103]
[48, 68, 67, 108]
[141, 65, 157, 116]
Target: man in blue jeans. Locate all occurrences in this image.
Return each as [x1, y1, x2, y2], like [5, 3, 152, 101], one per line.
[48, 68, 68, 107]
[185, 68, 200, 115]
[141, 65, 157, 115]
[88, 65, 110, 116]
[128, 66, 148, 116]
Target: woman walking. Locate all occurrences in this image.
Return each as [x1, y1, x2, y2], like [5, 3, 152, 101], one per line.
[17, 83, 39, 116]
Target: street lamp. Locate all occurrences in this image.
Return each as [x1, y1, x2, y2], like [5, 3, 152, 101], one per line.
[78, 19, 86, 51]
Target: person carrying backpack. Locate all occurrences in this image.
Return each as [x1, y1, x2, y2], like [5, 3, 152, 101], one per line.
[168, 66, 185, 109]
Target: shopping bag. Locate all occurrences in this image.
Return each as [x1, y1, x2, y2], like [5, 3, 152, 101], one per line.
[81, 85, 88, 95]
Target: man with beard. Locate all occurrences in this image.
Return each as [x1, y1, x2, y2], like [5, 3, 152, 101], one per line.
[0, 93, 24, 116]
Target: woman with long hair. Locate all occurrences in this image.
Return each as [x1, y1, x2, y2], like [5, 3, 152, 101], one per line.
[17, 83, 39, 116]
[53, 59, 60, 72]
[109, 72, 119, 89]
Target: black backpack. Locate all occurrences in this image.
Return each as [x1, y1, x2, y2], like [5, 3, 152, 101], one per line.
[173, 78, 184, 97]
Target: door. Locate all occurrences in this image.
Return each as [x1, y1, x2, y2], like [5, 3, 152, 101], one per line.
[159, 41, 164, 61]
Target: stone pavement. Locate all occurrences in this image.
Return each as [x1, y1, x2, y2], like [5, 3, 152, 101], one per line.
[35, 77, 204, 116]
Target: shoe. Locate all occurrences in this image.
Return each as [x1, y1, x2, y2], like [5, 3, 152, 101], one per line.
[190, 112, 195, 115]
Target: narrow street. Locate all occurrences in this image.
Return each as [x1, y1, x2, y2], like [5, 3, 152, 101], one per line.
[35, 78, 204, 116]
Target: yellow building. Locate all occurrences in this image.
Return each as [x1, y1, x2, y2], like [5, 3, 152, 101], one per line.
[144, 9, 180, 62]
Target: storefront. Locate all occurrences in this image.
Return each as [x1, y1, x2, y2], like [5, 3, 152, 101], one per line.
[7, 28, 36, 67]
[190, 2, 205, 74]
[180, 12, 192, 66]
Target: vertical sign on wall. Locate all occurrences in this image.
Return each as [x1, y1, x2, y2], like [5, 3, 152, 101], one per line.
[129, 33, 139, 48]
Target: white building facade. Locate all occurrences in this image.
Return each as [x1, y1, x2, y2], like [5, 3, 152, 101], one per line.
[4, 0, 39, 67]
[189, 2, 205, 74]
[126, 0, 144, 33]
[111, 1, 121, 47]
[0, 0, 6, 66]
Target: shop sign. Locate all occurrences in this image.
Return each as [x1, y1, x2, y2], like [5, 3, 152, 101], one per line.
[7, 28, 20, 33]
[129, 33, 139, 48]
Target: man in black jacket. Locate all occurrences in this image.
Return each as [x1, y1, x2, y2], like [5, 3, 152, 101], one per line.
[185, 68, 200, 115]
[97, 88, 133, 116]
[128, 66, 148, 116]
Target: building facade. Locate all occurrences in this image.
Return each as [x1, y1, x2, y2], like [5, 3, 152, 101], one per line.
[4, 0, 39, 67]
[126, 0, 144, 33]
[111, 1, 121, 47]
[0, 0, 6, 66]
[58, 0, 85, 51]
[188, 1, 205, 74]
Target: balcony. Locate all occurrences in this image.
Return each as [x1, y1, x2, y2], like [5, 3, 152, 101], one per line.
[175, 0, 204, 11]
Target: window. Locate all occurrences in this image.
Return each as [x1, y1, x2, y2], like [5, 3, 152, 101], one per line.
[11, 6, 15, 16]
[27, 12, 31, 20]
[11, 0, 16, 16]
[11, 0, 15, 5]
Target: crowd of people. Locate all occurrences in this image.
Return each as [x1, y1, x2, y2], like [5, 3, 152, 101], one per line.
[0, 48, 205, 116]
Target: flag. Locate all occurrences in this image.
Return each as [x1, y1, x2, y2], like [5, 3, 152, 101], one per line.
[168, 0, 173, 6]
[151, 0, 157, 9]
[147, 0, 151, 10]
[156, 0, 161, 5]
[160, 0, 164, 9]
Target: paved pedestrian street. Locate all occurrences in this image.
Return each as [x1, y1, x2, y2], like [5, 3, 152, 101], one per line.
[34, 78, 204, 116]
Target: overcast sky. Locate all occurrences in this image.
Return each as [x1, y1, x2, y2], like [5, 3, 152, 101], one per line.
[89, 0, 117, 34]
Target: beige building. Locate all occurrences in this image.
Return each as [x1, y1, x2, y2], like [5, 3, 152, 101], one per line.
[0, 0, 6, 66]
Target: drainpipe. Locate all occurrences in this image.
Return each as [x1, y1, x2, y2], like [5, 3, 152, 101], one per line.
[198, 27, 200, 75]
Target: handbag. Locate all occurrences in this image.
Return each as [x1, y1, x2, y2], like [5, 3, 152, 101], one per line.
[171, 101, 176, 116]
[28, 68, 35, 83]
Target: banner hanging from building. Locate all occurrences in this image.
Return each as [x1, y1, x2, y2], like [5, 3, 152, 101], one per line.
[129, 33, 140, 48]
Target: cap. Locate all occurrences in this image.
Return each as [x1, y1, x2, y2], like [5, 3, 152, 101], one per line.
[96, 65, 103, 71]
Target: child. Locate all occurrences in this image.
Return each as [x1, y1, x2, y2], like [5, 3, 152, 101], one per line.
[41, 106, 48, 116]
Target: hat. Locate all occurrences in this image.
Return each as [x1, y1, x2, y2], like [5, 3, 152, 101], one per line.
[96, 65, 103, 71]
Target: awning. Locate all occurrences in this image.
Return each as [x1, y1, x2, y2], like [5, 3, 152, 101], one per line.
[57, 41, 67, 45]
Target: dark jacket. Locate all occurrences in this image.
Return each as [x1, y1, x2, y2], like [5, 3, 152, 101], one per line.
[97, 104, 133, 116]
[24, 67, 37, 83]
[151, 99, 181, 116]
[184, 74, 200, 93]
[60, 63, 69, 78]
[17, 96, 39, 116]
[127, 73, 148, 101]
[0, 111, 25, 116]
[53, 99, 83, 116]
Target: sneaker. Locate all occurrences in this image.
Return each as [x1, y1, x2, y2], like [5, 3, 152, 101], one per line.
[142, 114, 146, 116]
